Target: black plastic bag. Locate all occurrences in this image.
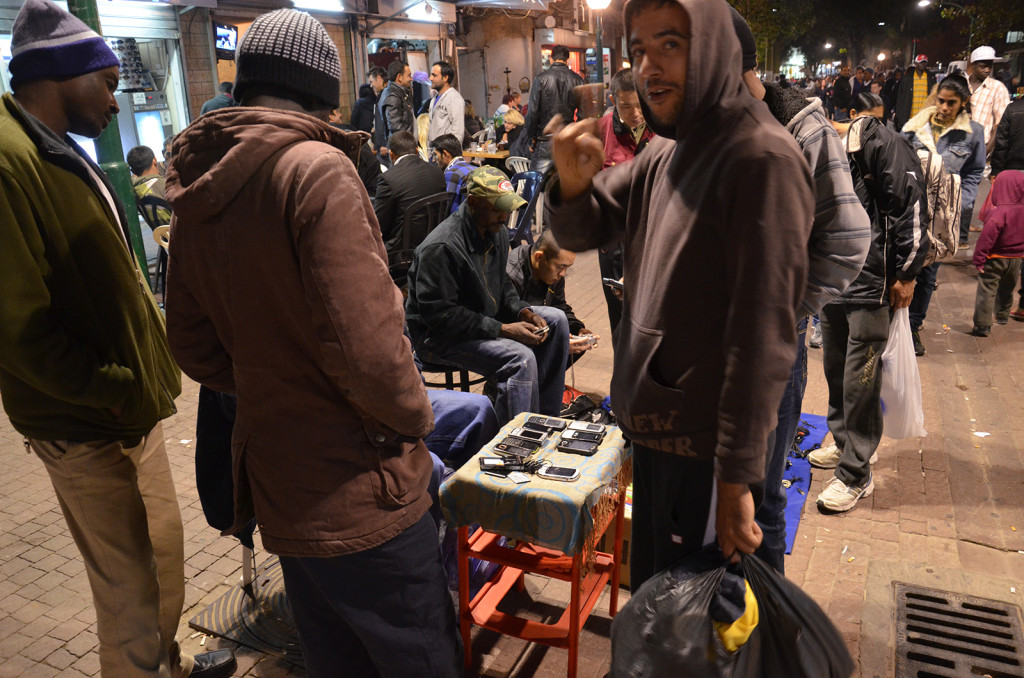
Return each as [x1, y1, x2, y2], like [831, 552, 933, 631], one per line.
[610, 550, 853, 678]
[742, 554, 854, 677]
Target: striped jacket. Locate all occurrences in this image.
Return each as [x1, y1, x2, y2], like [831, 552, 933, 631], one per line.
[778, 96, 871, 315]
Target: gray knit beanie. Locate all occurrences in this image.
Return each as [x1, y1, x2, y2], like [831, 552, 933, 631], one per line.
[234, 9, 341, 111]
[8, 0, 120, 90]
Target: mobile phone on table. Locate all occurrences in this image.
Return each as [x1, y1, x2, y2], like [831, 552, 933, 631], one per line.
[494, 437, 540, 457]
[525, 415, 568, 432]
[568, 421, 606, 434]
[479, 457, 505, 470]
[561, 429, 603, 443]
[537, 465, 580, 482]
[509, 426, 547, 443]
[556, 439, 599, 456]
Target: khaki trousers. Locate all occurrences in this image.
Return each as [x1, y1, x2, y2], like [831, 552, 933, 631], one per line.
[29, 422, 194, 678]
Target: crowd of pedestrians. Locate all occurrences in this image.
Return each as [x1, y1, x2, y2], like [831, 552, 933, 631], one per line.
[2, 0, 1024, 675]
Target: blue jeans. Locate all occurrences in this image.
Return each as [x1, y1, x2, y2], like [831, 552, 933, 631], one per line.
[424, 390, 499, 470]
[958, 205, 973, 245]
[279, 513, 463, 678]
[754, 318, 808, 573]
[427, 306, 569, 424]
[909, 262, 940, 331]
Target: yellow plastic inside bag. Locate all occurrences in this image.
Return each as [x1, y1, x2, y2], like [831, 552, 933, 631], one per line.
[713, 579, 759, 653]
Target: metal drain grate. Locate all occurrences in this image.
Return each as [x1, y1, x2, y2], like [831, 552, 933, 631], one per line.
[895, 582, 1024, 678]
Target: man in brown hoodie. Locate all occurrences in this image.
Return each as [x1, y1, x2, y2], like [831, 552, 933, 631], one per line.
[164, 9, 461, 677]
[547, 0, 814, 586]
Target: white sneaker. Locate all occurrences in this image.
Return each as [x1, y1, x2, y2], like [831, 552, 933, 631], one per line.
[816, 474, 874, 512]
[809, 324, 822, 348]
[807, 444, 878, 468]
[808, 444, 840, 468]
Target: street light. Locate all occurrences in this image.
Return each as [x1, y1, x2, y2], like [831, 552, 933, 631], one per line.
[586, 0, 611, 86]
[918, 0, 974, 53]
[878, 52, 886, 61]
[825, 42, 833, 49]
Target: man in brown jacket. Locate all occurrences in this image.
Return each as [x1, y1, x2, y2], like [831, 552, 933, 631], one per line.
[547, 0, 813, 587]
[164, 10, 461, 677]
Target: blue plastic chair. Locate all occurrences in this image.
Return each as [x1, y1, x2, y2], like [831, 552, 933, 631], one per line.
[507, 171, 544, 247]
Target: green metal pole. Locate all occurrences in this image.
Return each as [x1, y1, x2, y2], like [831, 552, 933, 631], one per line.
[67, 0, 153, 290]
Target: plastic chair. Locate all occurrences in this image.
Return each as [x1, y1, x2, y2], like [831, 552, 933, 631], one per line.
[152, 225, 170, 251]
[138, 194, 172, 296]
[505, 156, 530, 174]
[151, 226, 170, 296]
[137, 194, 171, 231]
[507, 171, 544, 247]
[390, 191, 455, 289]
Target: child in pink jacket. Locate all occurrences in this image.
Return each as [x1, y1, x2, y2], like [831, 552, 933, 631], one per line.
[972, 170, 1024, 336]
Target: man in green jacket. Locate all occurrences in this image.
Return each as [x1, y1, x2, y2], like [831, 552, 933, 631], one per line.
[0, 1, 234, 676]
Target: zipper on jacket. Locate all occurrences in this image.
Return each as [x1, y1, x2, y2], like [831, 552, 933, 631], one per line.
[482, 244, 497, 307]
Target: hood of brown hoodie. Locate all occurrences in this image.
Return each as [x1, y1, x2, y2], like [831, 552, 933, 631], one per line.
[623, 0, 750, 140]
[165, 106, 367, 221]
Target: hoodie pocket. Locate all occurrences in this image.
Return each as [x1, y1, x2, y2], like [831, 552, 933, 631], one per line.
[612, 315, 717, 442]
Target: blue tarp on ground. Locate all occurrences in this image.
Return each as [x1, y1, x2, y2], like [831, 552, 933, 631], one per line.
[784, 413, 828, 554]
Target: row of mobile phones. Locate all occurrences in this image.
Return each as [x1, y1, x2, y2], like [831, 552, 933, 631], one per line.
[493, 416, 607, 457]
[479, 456, 580, 482]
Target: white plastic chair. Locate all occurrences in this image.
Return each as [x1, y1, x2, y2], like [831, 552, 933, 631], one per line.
[505, 156, 530, 174]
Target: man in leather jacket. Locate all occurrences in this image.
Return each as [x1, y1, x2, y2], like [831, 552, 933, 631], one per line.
[524, 45, 585, 173]
[378, 59, 414, 166]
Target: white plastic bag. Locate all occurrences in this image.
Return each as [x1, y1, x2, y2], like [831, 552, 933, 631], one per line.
[879, 308, 927, 439]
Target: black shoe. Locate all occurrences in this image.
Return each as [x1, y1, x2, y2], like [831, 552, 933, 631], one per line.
[971, 326, 990, 337]
[996, 317, 1009, 325]
[911, 328, 925, 356]
[190, 650, 236, 678]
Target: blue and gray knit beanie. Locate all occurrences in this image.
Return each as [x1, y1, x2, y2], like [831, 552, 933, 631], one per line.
[8, 0, 119, 90]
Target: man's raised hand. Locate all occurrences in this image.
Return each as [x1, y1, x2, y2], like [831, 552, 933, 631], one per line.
[545, 114, 605, 201]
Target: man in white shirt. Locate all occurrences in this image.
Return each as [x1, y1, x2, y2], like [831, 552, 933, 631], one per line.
[968, 46, 1011, 157]
[428, 60, 465, 145]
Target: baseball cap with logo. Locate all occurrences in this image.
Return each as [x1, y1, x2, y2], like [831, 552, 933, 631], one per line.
[915, 54, 929, 64]
[969, 46, 1001, 64]
[467, 167, 527, 213]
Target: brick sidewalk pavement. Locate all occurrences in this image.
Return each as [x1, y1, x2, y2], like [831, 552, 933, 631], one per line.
[2, 195, 1023, 676]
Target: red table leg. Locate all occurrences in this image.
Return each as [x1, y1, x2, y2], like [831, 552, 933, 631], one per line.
[568, 554, 581, 678]
[457, 526, 472, 671]
[609, 487, 626, 616]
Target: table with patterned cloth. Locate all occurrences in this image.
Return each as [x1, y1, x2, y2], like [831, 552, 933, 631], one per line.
[439, 412, 631, 555]
[439, 411, 632, 678]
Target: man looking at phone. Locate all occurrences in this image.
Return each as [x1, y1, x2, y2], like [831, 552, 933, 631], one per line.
[407, 166, 570, 424]
[546, 0, 814, 586]
[506, 229, 598, 359]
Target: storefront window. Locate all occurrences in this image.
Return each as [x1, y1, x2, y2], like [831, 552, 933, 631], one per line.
[540, 46, 586, 78]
